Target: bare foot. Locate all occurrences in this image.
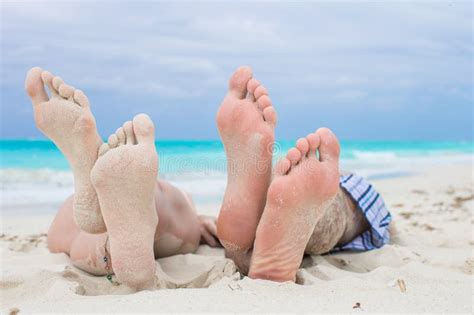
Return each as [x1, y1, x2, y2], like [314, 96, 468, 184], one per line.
[249, 128, 341, 281]
[25, 67, 105, 233]
[216, 66, 277, 270]
[90, 114, 158, 289]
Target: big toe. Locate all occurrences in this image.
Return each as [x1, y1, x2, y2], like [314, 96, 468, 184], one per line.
[132, 114, 155, 144]
[25, 67, 49, 106]
[228, 66, 253, 99]
[316, 128, 340, 163]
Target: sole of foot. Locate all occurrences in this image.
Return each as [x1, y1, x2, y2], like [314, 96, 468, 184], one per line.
[91, 114, 158, 289]
[25, 67, 105, 233]
[248, 128, 341, 282]
[215, 66, 277, 271]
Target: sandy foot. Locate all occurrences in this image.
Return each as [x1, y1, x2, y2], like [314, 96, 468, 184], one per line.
[91, 114, 158, 289]
[249, 128, 340, 281]
[25, 67, 105, 233]
[216, 66, 277, 271]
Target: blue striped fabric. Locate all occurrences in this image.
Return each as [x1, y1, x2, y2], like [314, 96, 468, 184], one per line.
[332, 173, 392, 251]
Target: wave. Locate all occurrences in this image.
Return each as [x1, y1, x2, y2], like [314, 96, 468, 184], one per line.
[0, 168, 74, 185]
[351, 150, 398, 161]
[1, 152, 472, 212]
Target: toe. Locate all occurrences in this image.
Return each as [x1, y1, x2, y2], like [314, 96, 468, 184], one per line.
[58, 84, 74, 99]
[263, 106, 277, 128]
[254, 85, 268, 100]
[25, 67, 49, 106]
[306, 132, 321, 158]
[98, 143, 110, 156]
[257, 95, 272, 110]
[275, 158, 291, 176]
[228, 66, 253, 99]
[287, 147, 302, 166]
[108, 134, 119, 148]
[52, 76, 64, 92]
[73, 90, 90, 107]
[316, 128, 340, 163]
[41, 71, 57, 95]
[123, 121, 136, 145]
[116, 127, 126, 145]
[133, 114, 155, 145]
[246, 78, 260, 100]
[296, 138, 310, 157]
[247, 78, 260, 94]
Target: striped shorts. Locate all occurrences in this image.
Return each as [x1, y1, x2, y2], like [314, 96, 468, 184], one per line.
[332, 173, 392, 251]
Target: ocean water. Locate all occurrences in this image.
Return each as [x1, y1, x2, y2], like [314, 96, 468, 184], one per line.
[1, 140, 472, 213]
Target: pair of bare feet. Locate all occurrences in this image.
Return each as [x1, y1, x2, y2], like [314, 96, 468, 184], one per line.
[26, 67, 158, 288]
[216, 67, 341, 281]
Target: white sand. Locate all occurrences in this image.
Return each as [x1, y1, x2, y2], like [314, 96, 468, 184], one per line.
[1, 165, 472, 313]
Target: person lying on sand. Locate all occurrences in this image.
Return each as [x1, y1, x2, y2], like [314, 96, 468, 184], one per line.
[25, 66, 391, 289]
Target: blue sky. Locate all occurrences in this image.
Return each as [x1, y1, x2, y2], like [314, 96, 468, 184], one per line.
[1, 1, 472, 140]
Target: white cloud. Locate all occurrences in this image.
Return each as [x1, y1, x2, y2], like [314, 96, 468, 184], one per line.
[1, 0, 472, 104]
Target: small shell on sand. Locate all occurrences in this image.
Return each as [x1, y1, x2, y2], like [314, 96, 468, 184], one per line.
[388, 279, 407, 293]
[397, 279, 407, 292]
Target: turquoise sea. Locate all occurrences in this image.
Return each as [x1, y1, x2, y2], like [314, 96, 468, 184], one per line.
[2, 139, 472, 171]
[1, 139, 472, 213]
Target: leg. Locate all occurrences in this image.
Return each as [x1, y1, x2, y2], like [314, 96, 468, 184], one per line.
[216, 66, 277, 273]
[48, 195, 109, 275]
[152, 179, 201, 258]
[48, 179, 202, 276]
[225, 186, 370, 277]
[305, 188, 369, 255]
[25, 67, 105, 233]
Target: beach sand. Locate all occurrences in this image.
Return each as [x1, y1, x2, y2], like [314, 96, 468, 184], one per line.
[1, 165, 472, 313]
